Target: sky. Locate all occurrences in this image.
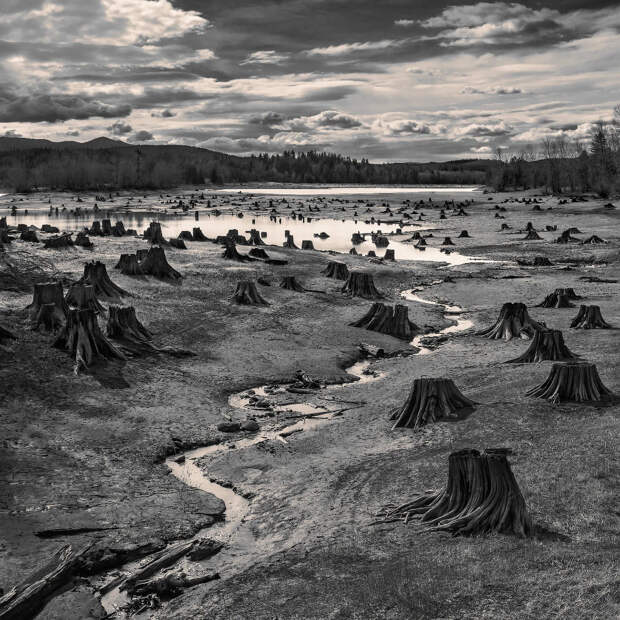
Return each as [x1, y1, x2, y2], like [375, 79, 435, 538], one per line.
[1, 0, 619, 162]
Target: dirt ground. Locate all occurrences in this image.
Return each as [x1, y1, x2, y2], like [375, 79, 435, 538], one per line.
[1, 187, 618, 619]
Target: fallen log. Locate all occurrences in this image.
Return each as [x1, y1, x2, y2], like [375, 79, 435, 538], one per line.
[570, 305, 611, 329]
[390, 377, 475, 430]
[526, 361, 614, 404]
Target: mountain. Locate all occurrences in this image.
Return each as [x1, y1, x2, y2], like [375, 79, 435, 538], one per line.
[0, 136, 130, 151]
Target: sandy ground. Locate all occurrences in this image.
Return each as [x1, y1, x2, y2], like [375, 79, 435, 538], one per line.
[0, 187, 618, 619]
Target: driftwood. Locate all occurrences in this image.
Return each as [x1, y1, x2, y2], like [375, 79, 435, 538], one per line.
[132, 571, 220, 599]
[54, 308, 125, 371]
[234, 280, 269, 305]
[476, 302, 541, 340]
[65, 283, 105, 314]
[390, 377, 475, 430]
[322, 261, 349, 280]
[76, 261, 127, 300]
[518, 256, 552, 266]
[570, 305, 611, 329]
[375, 449, 532, 537]
[0, 545, 91, 620]
[140, 246, 182, 280]
[350, 302, 418, 340]
[280, 276, 305, 292]
[506, 328, 578, 363]
[526, 361, 613, 404]
[341, 272, 383, 299]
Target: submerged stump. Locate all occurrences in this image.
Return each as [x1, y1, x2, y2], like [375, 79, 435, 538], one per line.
[526, 361, 613, 404]
[390, 377, 475, 430]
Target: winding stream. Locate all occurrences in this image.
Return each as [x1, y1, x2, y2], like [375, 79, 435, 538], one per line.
[99, 291, 473, 616]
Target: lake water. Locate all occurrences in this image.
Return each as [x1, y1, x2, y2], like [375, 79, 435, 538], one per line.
[214, 185, 480, 196]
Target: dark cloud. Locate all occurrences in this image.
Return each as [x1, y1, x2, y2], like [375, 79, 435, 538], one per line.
[108, 120, 133, 135]
[132, 130, 155, 141]
[249, 111, 286, 126]
[0, 93, 131, 123]
[151, 108, 176, 118]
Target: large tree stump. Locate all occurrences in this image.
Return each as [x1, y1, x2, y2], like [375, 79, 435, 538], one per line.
[178, 230, 194, 241]
[283, 235, 298, 249]
[101, 219, 112, 235]
[89, 221, 103, 236]
[526, 361, 614, 404]
[26, 281, 67, 327]
[20, 230, 39, 243]
[570, 305, 611, 329]
[248, 229, 265, 245]
[341, 272, 383, 299]
[169, 238, 187, 249]
[537, 290, 573, 308]
[106, 305, 154, 354]
[376, 449, 532, 537]
[390, 377, 475, 429]
[193, 227, 208, 241]
[233, 280, 269, 305]
[476, 302, 542, 340]
[144, 222, 168, 245]
[54, 308, 125, 371]
[222, 240, 254, 262]
[506, 328, 578, 363]
[350, 302, 418, 340]
[322, 261, 349, 280]
[140, 246, 182, 280]
[76, 261, 128, 300]
[522, 229, 542, 240]
[112, 221, 126, 236]
[74, 232, 93, 248]
[65, 283, 105, 314]
[136, 248, 149, 261]
[301, 240, 315, 250]
[442, 237, 455, 246]
[384, 249, 396, 261]
[279, 276, 305, 292]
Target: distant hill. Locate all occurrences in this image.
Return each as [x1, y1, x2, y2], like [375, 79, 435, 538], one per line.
[0, 137, 494, 191]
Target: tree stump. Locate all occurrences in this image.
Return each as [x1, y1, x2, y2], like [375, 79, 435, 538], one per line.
[54, 308, 125, 371]
[106, 305, 154, 354]
[301, 240, 315, 250]
[144, 222, 168, 245]
[20, 230, 39, 243]
[117, 254, 144, 276]
[65, 283, 105, 314]
[33, 303, 64, 332]
[248, 229, 265, 245]
[322, 261, 349, 280]
[283, 235, 298, 249]
[44, 234, 74, 249]
[555, 230, 579, 243]
[136, 248, 149, 261]
[390, 377, 475, 429]
[140, 247, 182, 280]
[0, 324, 16, 343]
[280, 276, 305, 292]
[506, 328, 578, 363]
[458, 230, 470, 238]
[74, 232, 93, 248]
[112, 221, 126, 236]
[350, 302, 418, 340]
[570, 305, 611, 329]
[89, 221, 103, 236]
[349, 248, 358, 255]
[233, 280, 269, 305]
[169, 238, 187, 249]
[249, 247, 269, 259]
[523, 229, 542, 240]
[442, 237, 455, 246]
[581, 235, 607, 244]
[351, 232, 364, 244]
[526, 361, 613, 404]
[377, 449, 532, 537]
[222, 240, 254, 262]
[178, 230, 194, 241]
[101, 219, 113, 235]
[26, 281, 67, 327]
[537, 290, 573, 308]
[76, 261, 128, 300]
[384, 249, 396, 261]
[341, 272, 383, 299]
[477, 302, 542, 340]
[192, 227, 208, 241]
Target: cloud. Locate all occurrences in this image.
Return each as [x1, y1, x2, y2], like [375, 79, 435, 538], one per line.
[306, 39, 403, 56]
[240, 50, 289, 65]
[248, 111, 286, 126]
[151, 108, 175, 118]
[454, 121, 514, 137]
[461, 86, 524, 95]
[471, 145, 492, 153]
[306, 110, 362, 129]
[0, 93, 131, 122]
[132, 129, 154, 141]
[394, 19, 414, 27]
[108, 120, 132, 135]
[381, 119, 433, 136]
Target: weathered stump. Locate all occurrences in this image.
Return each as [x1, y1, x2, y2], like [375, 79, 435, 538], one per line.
[526, 361, 613, 404]
[76, 261, 127, 300]
[349, 247, 358, 255]
[581, 235, 607, 244]
[384, 249, 396, 261]
[44, 234, 74, 249]
[341, 272, 383, 299]
[301, 240, 315, 250]
[140, 247, 182, 280]
[0, 324, 16, 343]
[570, 305, 611, 329]
[249, 247, 269, 259]
[112, 221, 126, 236]
[537, 289, 576, 308]
[65, 283, 105, 314]
[390, 377, 475, 429]
[477, 302, 542, 340]
[74, 232, 93, 248]
[54, 308, 125, 371]
[101, 219, 112, 235]
[279, 276, 305, 292]
[442, 237, 455, 246]
[233, 280, 269, 305]
[322, 261, 349, 280]
[118, 254, 144, 276]
[283, 235, 298, 249]
[178, 230, 194, 241]
[523, 229, 542, 240]
[20, 230, 39, 243]
[506, 328, 578, 363]
[144, 222, 168, 245]
[26, 281, 67, 327]
[248, 229, 265, 245]
[89, 221, 103, 236]
[350, 302, 418, 340]
[458, 230, 470, 238]
[192, 227, 208, 241]
[169, 238, 187, 250]
[33, 303, 64, 332]
[222, 240, 254, 262]
[106, 305, 154, 354]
